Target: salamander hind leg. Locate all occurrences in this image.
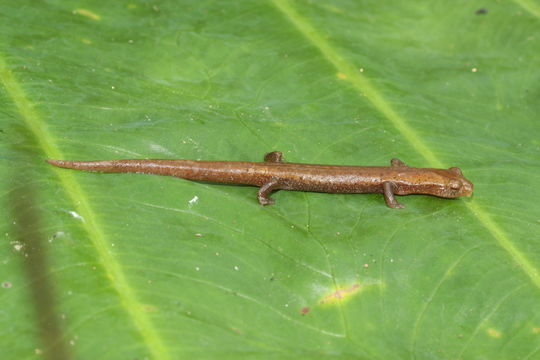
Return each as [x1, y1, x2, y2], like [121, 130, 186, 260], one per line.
[264, 151, 284, 162]
[383, 181, 405, 209]
[258, 178, 281, 205]
[391, 158, 408, 167]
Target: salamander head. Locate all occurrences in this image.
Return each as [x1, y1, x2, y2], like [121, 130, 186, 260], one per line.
[431, 167, 474, 198]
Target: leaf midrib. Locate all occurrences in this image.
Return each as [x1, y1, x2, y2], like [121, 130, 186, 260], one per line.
[0, 55, 171, 360]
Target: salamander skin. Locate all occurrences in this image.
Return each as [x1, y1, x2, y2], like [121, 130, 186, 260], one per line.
[47, 151, 473, 208]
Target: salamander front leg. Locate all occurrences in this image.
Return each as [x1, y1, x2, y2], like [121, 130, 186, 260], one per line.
[258, 178, 281, 205]
[383, 181, 404, 209]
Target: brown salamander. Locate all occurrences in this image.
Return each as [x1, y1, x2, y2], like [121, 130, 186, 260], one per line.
[47, 151, 473, 208]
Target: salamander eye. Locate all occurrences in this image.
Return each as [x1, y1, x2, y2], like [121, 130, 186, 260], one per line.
[449, 181, 461, 190]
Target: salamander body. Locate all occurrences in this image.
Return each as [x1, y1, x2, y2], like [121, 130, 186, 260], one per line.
[47, 151, 473, 208]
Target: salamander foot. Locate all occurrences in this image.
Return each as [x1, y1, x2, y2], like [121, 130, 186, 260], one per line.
[383, 181, 405, 209]
[391, 158, 408, 167]
[264, 151, 284, 162]
[258, 178, 281, 205]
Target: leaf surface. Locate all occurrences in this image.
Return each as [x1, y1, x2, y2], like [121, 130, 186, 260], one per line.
[1, 1, 539, 359]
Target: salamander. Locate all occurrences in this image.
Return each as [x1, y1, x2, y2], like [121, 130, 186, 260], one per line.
[47, 151, 473, 208]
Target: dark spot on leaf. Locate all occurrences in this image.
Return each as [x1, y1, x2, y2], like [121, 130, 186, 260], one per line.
[476, 8, 488, 15]
[10, 183, 70, 359]
[300, 307, 310, 315]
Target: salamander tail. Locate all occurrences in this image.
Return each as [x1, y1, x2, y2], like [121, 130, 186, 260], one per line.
[46, 159, 112, 171]
[47, 159, 73, 168]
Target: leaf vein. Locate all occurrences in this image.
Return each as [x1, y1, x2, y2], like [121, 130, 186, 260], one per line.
[271, 0, 540, 292]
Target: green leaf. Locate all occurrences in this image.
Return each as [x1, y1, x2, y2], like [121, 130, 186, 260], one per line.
[1, 0, 540, 359]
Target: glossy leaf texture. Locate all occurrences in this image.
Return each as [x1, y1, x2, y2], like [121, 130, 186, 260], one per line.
[1, 1, 540, 359]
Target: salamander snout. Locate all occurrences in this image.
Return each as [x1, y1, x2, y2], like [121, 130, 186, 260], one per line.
[459, 179, 474, 197]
